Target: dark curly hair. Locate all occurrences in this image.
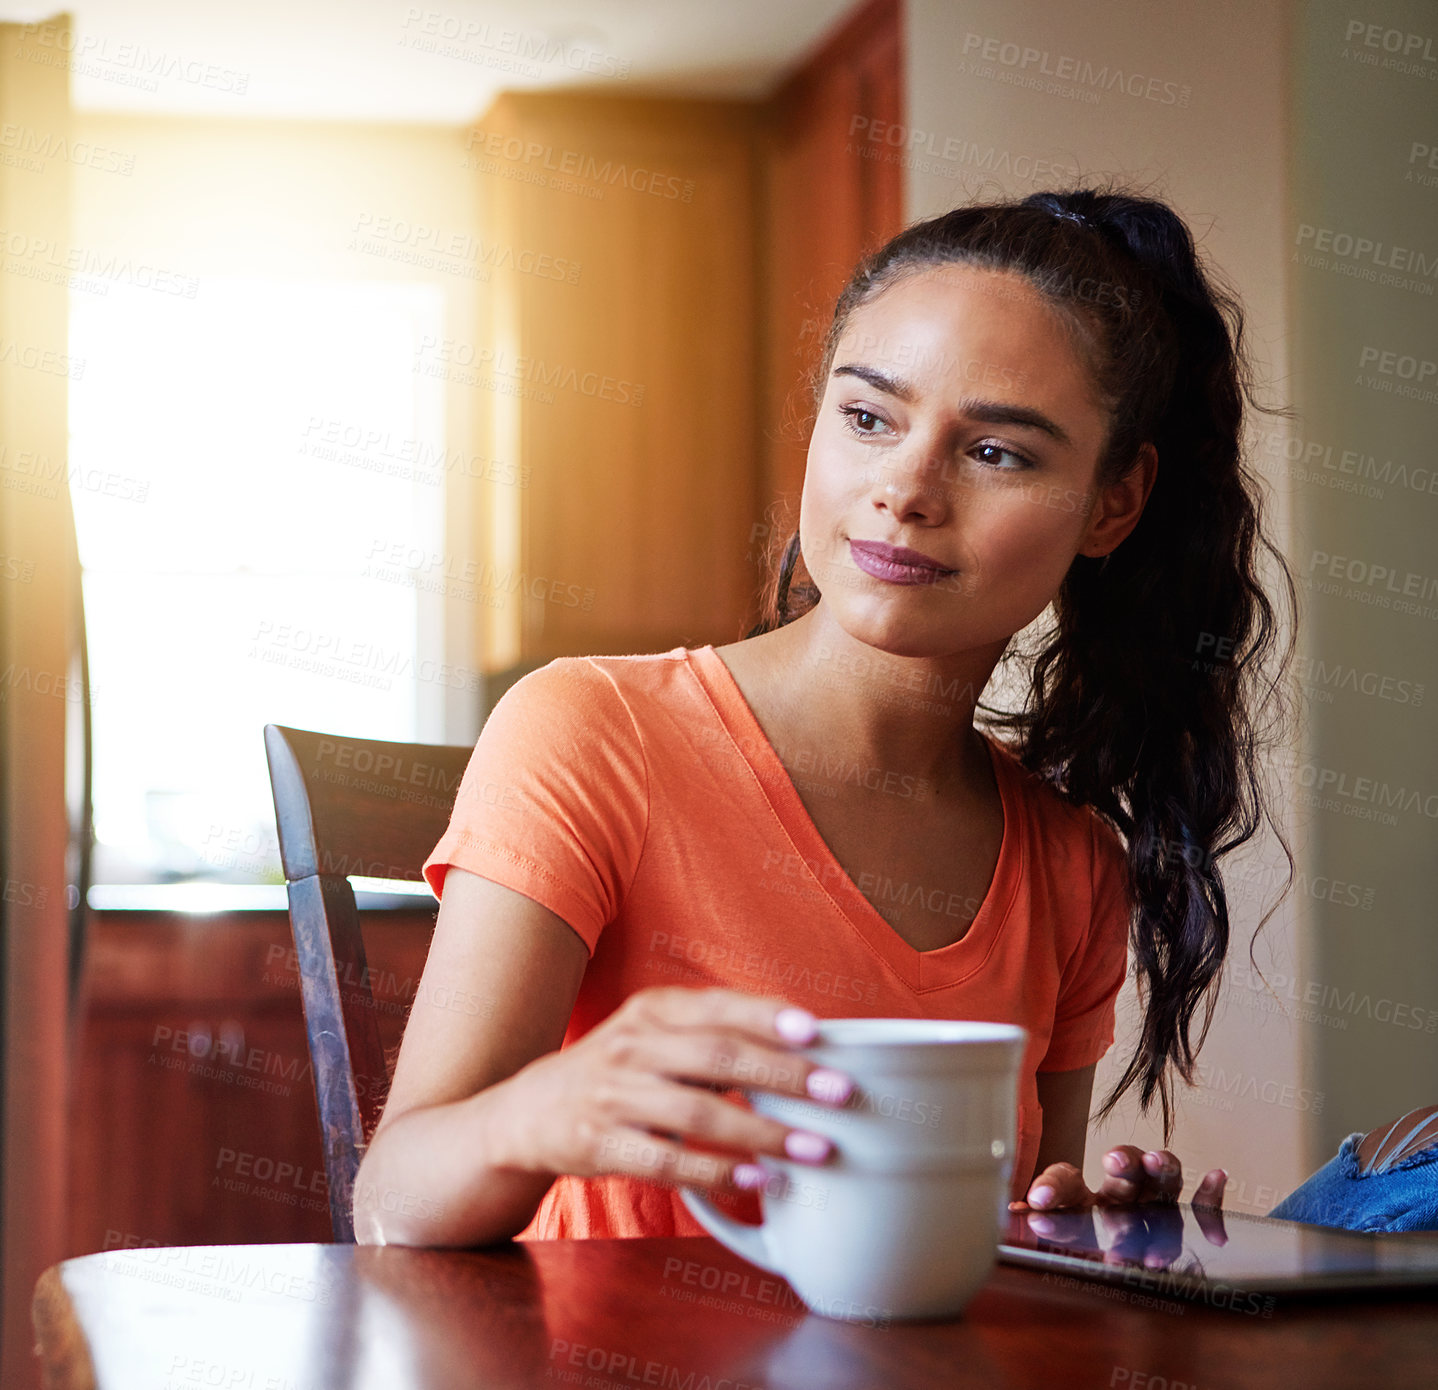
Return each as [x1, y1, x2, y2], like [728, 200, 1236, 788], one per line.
[749, 186, 1299, 1136]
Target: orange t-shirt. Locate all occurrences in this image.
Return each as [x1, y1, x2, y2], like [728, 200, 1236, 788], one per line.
[422, 646, 1132, 1239]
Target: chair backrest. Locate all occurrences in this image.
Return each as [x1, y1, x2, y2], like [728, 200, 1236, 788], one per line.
[264, 723, 472, 1241]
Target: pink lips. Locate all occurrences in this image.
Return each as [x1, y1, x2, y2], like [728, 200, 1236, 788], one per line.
[848, 539, 958, 586]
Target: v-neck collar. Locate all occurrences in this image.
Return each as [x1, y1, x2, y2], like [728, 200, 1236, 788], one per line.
[685, 645, 1021, 994]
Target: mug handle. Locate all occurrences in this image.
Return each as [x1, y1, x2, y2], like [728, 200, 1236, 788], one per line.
[679, 1188, 781, 1275]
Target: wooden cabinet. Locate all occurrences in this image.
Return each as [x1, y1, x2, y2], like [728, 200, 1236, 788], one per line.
[470, 93, 764, 666]
[67, 911, 434, 1255]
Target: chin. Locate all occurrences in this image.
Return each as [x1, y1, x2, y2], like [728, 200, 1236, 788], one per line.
[830, 605, 961, 661]
[823, 587, 1020, 664]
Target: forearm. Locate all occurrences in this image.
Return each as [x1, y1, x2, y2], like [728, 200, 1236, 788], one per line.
[1032, 1064, 1096, 1179]
[353, 1072, 555, 1247]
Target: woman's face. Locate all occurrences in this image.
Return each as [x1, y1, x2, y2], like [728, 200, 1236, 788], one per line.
[799, 263, 1132, 660]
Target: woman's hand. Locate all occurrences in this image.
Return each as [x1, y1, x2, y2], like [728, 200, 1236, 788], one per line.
[358, 873, 854, 1247]
[1009, 1146, 1228, 1213]
[489, 986, 854, 1193]
[1009, 1149, 1231, 1269]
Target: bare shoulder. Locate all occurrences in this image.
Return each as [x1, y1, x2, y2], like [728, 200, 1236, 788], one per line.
[1356, 1104, 1438, 1171]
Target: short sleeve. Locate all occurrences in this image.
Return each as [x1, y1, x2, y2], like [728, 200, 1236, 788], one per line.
[421, 658, 649, 954]
[1037, 814, 1132, 1072]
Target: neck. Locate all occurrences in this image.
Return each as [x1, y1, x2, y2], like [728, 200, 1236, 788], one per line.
[742, 605, 1011, 797]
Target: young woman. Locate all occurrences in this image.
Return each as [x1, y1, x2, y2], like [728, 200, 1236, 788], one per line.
[353, 188, 1295, 1246]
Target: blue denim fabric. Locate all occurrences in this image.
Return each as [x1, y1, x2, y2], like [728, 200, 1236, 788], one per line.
[1267, 1132, 1438, 1233]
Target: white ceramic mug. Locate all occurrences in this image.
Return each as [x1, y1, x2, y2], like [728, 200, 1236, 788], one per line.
[680, 1017, 1027, 1322]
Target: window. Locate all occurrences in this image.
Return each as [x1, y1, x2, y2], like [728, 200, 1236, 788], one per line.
[69, 277, 449, 886]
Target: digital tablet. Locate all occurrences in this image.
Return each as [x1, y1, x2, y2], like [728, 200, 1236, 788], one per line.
[998, 1202, 1438, 1306]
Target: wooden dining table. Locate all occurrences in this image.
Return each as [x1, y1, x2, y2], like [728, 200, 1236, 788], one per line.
[31, 1235, 1438, 1390]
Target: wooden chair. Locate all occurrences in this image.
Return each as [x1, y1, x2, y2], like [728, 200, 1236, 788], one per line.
[264, 724, 473, 1241]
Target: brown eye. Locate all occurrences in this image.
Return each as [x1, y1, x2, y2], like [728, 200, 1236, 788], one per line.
[841, 405, 886, 435]
[972, 443, 1030, 470]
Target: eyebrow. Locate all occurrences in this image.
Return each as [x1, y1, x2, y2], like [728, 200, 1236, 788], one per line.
[831, 363, 1074, 448]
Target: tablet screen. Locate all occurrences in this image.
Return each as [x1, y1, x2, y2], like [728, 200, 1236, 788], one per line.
[998, 1203, 1438, 1301]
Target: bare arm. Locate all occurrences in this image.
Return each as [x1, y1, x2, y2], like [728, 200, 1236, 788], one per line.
[353, 868, 852, 1247]
[353, 869, 589, 1245]
[1033, 1064, 1096, 1178]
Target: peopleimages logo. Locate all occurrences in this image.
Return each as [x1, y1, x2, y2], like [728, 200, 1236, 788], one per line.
[463, 129, 694, 202]
[1341, 18, 1437, 76]
[1294, 760, 1438, 820]
[15, 22, 250, 94]
[1295, 224, 1437, 278]
[1249, 426, 1438, 501]
[0, 122, 135, 175]
[0, 229, 199, 298]
[1293, 223, 1436, 296]
[1354, 346, 1438, 408]
[845, 116, 1078, 185]
[548, 1340, 767, 1390]
[1303, 548, 1438, 621]
[959, 32, 1192, 105]
[1292, 654, 1424, 707]
[1409, 142, 1438, 188]
[1193, 1062, 1324, 1114]
[1228, 961, 1436, 1033]
[399, 9, 631, 79]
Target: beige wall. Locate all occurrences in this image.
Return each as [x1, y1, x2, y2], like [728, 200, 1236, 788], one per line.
[905, 0, 1309, 1210]
[1288, 0, 1438, 1151]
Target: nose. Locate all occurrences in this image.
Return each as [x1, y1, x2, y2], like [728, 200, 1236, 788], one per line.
[865, 440, 953, 526]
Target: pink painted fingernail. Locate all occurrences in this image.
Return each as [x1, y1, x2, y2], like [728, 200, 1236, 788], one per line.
[775, 1008, 817, 1044]
[784, 1131, 832, 1163]
[806, 1068, 853, 1104]
[1029, 1185, 1056, 1209]
[732, 1164, 768, 1190]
